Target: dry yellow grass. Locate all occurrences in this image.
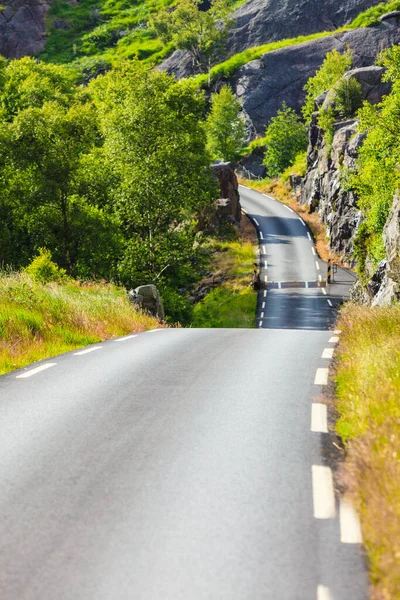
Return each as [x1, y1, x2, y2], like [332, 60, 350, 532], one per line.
[0, 273, 163, 375]
[334, 303, 400, 600]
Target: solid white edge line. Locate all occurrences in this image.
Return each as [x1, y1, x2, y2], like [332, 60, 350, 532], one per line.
[322, 347, 334, 359]
[16, 363, 57, 379]
[340, 498, 363, 543]
[329, 336, 339, 343]
[311, 403, 328, 433]
[322, 288, 327, 295]
[284, 205, 293, 212]
[327, 299, 333, 307]
[114, 334, 138, 342]
[74, 346, 103, 356]
[312, 465, 336, 519]
[314, 368, 329, 385]
[254, 218, 259, 226]
[317, 584, 334, 600]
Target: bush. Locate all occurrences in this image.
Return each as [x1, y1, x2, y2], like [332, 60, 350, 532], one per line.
[24, 248, 67, 284]
[263, 103, 307, 177]
[334, 77, 363, 118]
[303, 47, 353, 123]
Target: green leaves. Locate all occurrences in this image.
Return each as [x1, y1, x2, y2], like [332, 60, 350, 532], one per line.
[206, 84, 246, 162]
[263, 103, 307, 177]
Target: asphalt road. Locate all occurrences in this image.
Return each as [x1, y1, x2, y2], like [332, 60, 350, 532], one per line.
[0, 186, 366, 599]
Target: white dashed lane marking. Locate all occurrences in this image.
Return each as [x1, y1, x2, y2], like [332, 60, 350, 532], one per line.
[262, 301, 265, 309]
[254, 218, 259, 226]
[327, 299, 333, 307]
[329, 336, 339, 343]
[262, 245, 266, 254]
[74, 347, 103, 356]
[16, 363, 57, 379]
[258, 320, 263, 328]
[317, 585, 334, 600]
[114, 334, 137, 342]
[340, 498, 363, 544]
[315, 261, 320, 270]
[311, 247, 316, 256]
[321, 288, 327, 295]
[311, 403, 328, 433]
[314, 368, 329, 385]
[312, 465, 336, 519]
[300, 219, 306, 227]
[263, 290, 267, 298]
[322, 347, 334, 359]
[260, 232, 264, 239]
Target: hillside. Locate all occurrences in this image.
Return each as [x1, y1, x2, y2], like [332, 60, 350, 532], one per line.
[0, 0, 386, 68]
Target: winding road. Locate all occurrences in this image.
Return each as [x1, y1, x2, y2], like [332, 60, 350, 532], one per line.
[0, 186, 366, 599]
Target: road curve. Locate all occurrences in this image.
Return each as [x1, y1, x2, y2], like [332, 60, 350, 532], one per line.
[0, 187, 366, 599]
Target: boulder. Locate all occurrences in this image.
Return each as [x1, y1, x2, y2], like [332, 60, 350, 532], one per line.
[128, 285, 165, 320]
[343, 66, 392, 105]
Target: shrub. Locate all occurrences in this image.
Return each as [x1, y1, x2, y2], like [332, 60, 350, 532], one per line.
[303, 47, 353, 123]
[24, 248, 67, 284]
[334, 76, 363, 118]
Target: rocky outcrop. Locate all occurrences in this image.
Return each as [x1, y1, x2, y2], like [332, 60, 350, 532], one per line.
[300, 66, 392, 264]
[228, 0, 383, 57]
[0, 0, 52, 58]
[232, 17, 400, 135]
[211, 161, 242, 224]
[300, 63, 400, 305]
[128, 285, 165, 320]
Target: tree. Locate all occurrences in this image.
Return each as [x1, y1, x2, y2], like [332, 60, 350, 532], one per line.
[150, 0, 232, 80]
[302, 47, 353, 123]
[206, 84, 246, 161]
[91, 61, 217, 289]
[263, 103, 307, 177]
[334, 77, 363, 119]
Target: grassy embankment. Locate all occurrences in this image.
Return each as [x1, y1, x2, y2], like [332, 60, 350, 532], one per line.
[41, 0, 400, 75]
[0, 272, 161, 376]
[192, 218, 258, 328]
[334, 304, 400, 600]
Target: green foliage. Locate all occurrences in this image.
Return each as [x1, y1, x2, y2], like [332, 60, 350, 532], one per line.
[281, 151, 307, 182]
[317, 106, 335, 153]
[263, 103, 308, 177]
[91, 61, 216, 293]
[151, 0, 232, 77]
[160, 286, 193, 325]
[334, 76, 363, 118]
[24, 248, 67, 283]
[350, 0, 400, 28]
[302, 48, 353, 123]
[206, 85, 246, 161]
[350, 48, 400, 271]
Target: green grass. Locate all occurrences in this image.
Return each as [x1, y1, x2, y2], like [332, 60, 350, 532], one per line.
[192, 239, 257, 328]
[334, 303, 400, 600]
[0, 272, 161, 375]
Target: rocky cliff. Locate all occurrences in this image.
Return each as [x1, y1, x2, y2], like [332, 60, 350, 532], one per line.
[0, 0, 51, 58]
[232, 16, 400, 136]
[299, 64, 400, 305]
[228, 0, 382, 56]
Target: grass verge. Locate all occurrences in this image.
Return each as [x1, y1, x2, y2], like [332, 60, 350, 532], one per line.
[192, 218, 258, 327]
[334, 303, 400, 600]
[0, 272, 161, 376]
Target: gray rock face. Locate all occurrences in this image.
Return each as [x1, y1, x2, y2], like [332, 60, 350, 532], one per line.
[0, 0, 52, 58]
[232, 19, 400, 135]
[128, 285, 165, 320]
[228, 0, 383, 56]
[299, 60, 393, 264]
